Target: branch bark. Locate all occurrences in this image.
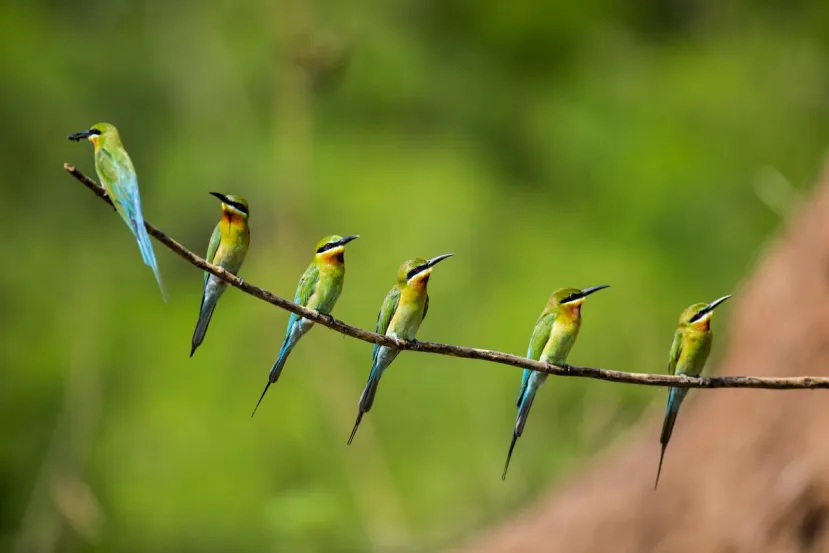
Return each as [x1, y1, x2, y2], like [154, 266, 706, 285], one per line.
[64, 162, 829, 391]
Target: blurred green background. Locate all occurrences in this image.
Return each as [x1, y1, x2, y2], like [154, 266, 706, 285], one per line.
[2, 0, 828, 551]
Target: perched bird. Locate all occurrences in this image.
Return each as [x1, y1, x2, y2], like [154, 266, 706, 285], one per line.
[190, 193, 251, 357]
[68, 123, 166, 300]
[251, 234, 359, 417]
[502, 285, 610, 480]
[654, 295, 731, 490]
[347, 253, 454, 445]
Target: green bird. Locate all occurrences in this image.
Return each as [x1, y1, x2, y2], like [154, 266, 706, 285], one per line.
[251, 234, 360, 417]
[502, 285, 610, 480]
[347, 253, 454, 445]
[190, 193, 251, 357]
[654, 294, 731, 489]
[68, 122, 166, 300]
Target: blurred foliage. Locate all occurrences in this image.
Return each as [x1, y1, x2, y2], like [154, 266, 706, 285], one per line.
[2, 0, 828, 551]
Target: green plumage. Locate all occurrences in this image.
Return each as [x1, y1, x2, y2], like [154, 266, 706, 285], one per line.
[68, 122, 166, 299]
[190, 194, 250, 357]
[504, 285, 609, 479]
[251, 234, 359, 417]
[654, 295, 730, 489]
[348, 254, 453, 445]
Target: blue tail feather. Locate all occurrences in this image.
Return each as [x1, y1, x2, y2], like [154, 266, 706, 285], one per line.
[348, 361, 383, 445]
[516, 368, 531, 407]
[251, 334, 296, 418]
[269, 337, 295, 384]
[502, 380, 539, 480]
[654, 387, 687, 489]
[190, 293, 218, 357]
[132, 217, 167, 302]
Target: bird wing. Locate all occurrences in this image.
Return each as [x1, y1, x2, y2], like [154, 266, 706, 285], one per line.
[528, 311, 557, 361]
[517, 311, 557, 406]
[372, 286, 401, 362]
[423, 295, 429, 321]
[281, 262, 320, 339]
[295, 263, 320, 307]
[203, 222, 222, 289]
[98, 146, 143, 228]
[667, 329, 683, 375]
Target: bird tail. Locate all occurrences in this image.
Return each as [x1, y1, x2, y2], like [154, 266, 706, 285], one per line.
[654, 387, 687, 490]
[190, 291, 220, 357]
[250, 336, 296, 418]
[502, 380, 539, 480]
[269, 335, 297, 385]
[347, 361, 384, 445]
[515, 369, 531, 407]
[132, 217, 167, 302]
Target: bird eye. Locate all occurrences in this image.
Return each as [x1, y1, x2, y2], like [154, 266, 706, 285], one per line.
[317, 240, 342, 254]
[406, 265, 426, 280]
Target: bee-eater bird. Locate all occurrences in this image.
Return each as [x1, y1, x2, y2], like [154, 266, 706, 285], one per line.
[190, 193, 251, 357]
[654, 294, 731, 490]
[347, 253, 454, 445]
[251, 234, 360, 417]
[502, 285, 610, 480]
[68, 123, 166, 300]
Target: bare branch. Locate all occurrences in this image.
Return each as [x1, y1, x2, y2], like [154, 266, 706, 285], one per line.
[64, 163, 829, 391]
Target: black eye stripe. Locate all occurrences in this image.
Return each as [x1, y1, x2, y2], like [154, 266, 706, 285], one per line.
[317, 242, 338, 253]
[690, 309, 707, 322]
[406, 265, 429, 280]
[561, 293, 581, 304]
[89, 128, 101, 135]
[227, 201, 248, 215]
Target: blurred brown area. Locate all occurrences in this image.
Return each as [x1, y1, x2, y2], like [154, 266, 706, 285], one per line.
[448, 161, 829, 553]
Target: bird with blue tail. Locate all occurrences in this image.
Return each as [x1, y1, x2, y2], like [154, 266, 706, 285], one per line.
[654, 294, 731, 490]
[347, 253, 454, 445]
[190, 192, 251, 357]
[68, 123, 167, 300]
[251, 234, 359, 417]
[502, 285, 610, 480]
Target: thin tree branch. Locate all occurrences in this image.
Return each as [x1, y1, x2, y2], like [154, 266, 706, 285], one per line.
[64, 163, 829, 390]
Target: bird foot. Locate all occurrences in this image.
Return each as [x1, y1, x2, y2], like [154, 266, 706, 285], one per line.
[236, 277, 246, 287]
[319, 313, 335, 325]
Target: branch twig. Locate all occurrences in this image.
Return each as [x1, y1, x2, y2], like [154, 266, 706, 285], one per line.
[64, 163, 829, 390]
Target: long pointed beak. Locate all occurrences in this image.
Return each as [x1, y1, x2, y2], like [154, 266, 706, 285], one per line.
[68, 130, 93, 142]
[336, 235, 360, 247]
[210, 191, 232, 204]
[426, 253, 454, 268]
[706, 294, 732, 312]
[580, 284, 610, 298]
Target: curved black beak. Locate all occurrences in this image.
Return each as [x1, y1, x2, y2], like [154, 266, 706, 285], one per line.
[426, 253, 454, 268]
[68, 130, 94, 142]
[210, 191, 232, 204]
[706, 294, 732, 312]
[336, 235, 360, 247]
[580, 284, 610, 298]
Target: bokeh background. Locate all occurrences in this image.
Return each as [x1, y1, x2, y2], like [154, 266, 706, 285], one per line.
[3, 1, 829, 551]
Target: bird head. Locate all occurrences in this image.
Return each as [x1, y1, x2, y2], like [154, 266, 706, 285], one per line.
[210, 192, 250, 219]
[68, 122, 121, 148]
[547, 285, 610, 316]
[679, 295, 731, 331]
[396, 254, 454, 287]
[314, 234, 359, 263]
